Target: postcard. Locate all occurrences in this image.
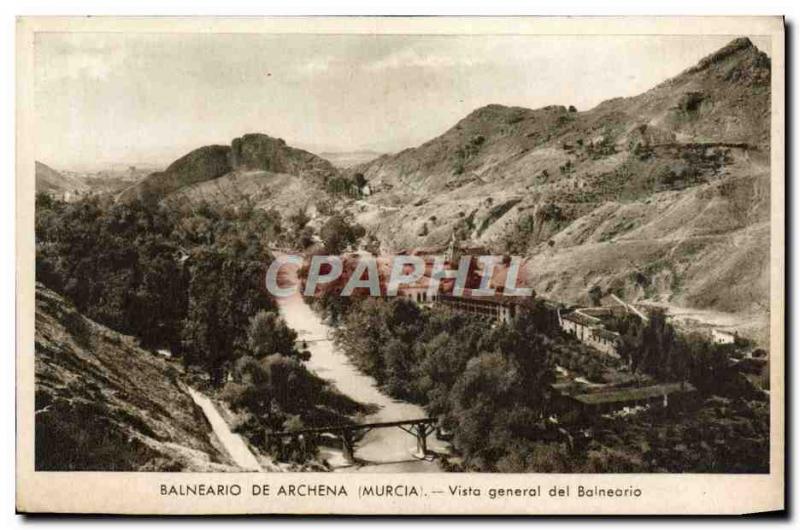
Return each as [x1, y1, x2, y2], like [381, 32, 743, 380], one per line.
[16, 15, 785, 515]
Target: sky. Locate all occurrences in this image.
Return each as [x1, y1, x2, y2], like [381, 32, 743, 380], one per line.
[34, 33, 771, 171]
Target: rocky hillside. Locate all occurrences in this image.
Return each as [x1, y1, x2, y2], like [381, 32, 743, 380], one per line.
[35, 161, 88, 196]
[35, 284, 239, 471]
[358, 38, 769, 193]
[119, 133, 339, 204]
[352, 38, 772, 342]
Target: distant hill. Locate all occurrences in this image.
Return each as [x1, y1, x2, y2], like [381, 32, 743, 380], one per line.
[35, 161, 88, 196]
[119, 133, 339, 204]
[351, 37, 772, 342]
[118, 145, 231, 203]
[34, 284, 240, 471]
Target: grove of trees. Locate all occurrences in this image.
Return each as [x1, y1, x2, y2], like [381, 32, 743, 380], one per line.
[333, 296, 559, 471]
[36, 194, 279, 382]
[329, 294, 768, 473]
[35, 193, 361, 461]
[610, 310, 763, 399]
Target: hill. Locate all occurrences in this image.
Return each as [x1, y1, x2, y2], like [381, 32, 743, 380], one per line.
[34, 284, 240, 471]
[107, 38, 772, 343]
[119, 133, 339, 204]
[358, 38, 769, 193]
[352, 37, 772, 342]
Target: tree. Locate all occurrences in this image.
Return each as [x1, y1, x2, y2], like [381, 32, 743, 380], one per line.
[130, 238, 188, 351]
[182, 251, 230, 385]
[384, 338, 416, 399]
[320, 214, 365, 254]
[182, 248, 273, 386]
[247, 310, 307, 360]
[353, 172, 367, 189]
[448, 352, 525, 468]
[288, 207, 310, 231]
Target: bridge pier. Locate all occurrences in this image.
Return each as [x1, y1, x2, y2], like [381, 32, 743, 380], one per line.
[340, 432, 355, 464]
[413, 423, 436, 457]
[415, 424, 428, 456]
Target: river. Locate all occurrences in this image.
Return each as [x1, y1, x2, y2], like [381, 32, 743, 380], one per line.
[274, 259, 446, 472]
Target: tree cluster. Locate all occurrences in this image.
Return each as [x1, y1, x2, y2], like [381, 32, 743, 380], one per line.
[610, 310, 762, 399]
[36, 193, 365, 463]
[333, 297, 559, 471]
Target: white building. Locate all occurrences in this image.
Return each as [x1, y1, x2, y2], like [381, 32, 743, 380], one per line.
[711, 329, 737, 345]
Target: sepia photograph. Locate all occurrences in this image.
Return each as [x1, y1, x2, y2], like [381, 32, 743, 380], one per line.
[15, 15, 785, 515]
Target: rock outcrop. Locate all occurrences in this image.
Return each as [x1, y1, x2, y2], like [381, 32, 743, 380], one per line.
[119, 134, 338, 204]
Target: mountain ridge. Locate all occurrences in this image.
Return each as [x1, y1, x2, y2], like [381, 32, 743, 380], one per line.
[347, 37, 771, 343]
[109, 37, 771, 342]
[119, 133, 339, 204]
[35, 161, 89, 196]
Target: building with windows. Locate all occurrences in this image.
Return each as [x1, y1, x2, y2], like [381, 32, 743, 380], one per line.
[552, 381, 697, 419]
[431, 292, 519, 324]
[558, 309, 621, 357]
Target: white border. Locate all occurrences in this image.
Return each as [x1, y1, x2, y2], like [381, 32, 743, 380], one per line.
[4, 2, 797, 526]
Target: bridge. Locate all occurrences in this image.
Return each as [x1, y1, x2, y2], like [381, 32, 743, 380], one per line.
[268, 418, 437, 463]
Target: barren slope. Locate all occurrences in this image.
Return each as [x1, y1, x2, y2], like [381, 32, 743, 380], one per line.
[352, 38, 772, 341]
[35, 284, 240, 471]
[119, 133, 339, 204]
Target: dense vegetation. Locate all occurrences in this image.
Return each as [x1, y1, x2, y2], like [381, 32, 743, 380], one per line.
[576, 396, 770, 473]
[35, 193, 360, 462]
[326, 295, 769, 473]
[222, 311, 366, 463]
[332, 297, 562, 471]
[36, 194, 279, 377]
[610, 311, 763, 399]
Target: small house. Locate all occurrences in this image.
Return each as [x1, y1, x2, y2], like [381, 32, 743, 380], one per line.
[712, 329, 737, 345]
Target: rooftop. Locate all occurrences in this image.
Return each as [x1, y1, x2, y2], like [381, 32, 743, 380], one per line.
[561, 311, 598, 327]
[437, 290, 529, 307]
[571, 382, 696, 406]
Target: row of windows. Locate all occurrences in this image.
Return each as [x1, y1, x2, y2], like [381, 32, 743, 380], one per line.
[561, 321, 619, 353]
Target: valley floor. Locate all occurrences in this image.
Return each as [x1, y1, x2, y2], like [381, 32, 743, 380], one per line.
[274, 255, 450, 472]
